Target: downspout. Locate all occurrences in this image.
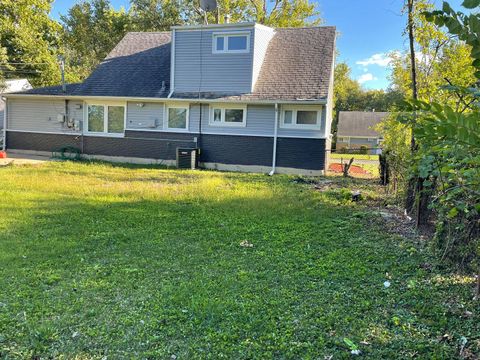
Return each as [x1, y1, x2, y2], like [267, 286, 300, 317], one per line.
[167, 28, 176, 98]
[2, 97, 6, 151]
[269, 103, 279, 176]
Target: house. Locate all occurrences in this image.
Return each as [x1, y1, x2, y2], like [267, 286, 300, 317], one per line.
[336, 111, 388, 154]
[2, 23, 336, 175]
[1, 79, 32, 145]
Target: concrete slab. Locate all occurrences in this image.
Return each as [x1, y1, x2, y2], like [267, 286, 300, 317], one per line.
[0, 152, 55, 166]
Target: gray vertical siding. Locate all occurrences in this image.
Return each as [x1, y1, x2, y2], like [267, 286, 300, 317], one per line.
[174, 28, 254, 93]
[252, 25, 275, 89]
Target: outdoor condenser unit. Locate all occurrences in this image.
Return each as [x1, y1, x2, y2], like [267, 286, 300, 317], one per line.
[176, 148, 199, 169]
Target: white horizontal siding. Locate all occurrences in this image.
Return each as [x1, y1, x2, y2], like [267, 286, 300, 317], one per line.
[7, 98, 78, 133]
[127, 102, 164, 130]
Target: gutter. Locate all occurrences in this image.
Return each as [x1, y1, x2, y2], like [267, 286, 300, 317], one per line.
[2, 93, 328, 106]
[168, 28, 176, 99]
[269, 103, 279, 176]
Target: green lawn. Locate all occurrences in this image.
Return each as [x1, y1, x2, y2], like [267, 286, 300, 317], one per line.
[0, 162, 478, 359]
[331, 153, 379, 161]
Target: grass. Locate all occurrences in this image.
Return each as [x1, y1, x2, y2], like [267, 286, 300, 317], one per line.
[0, 161, 478, 359]
[331, 153, 379, 161]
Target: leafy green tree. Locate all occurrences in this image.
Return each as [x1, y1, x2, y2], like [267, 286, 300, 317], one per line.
[128, 0, 187, 31]
[0, 45, 9, 91]
[61, 0, 130, 80]
[0, 0, 62, 87]
[199, 0, 321, 27]
[389, 0, 476, 106]
[332, 62, 403, 147]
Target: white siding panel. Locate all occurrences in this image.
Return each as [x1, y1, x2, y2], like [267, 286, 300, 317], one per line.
[252, 26, 275, 90]
[7, 98, 77, 133]
[127, 102, 164, 130]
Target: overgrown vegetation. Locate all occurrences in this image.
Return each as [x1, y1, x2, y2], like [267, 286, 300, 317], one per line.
[378, 0, 479, 284]
[0, 161, 479, 358]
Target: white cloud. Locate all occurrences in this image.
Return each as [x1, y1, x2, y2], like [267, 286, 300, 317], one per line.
[356, 52, 395, 67]
[358, 73, 378, 84]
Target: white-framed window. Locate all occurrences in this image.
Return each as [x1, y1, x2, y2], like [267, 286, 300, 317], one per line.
[213, 32, 250, 54]
[209, 104, 247, 127]
[280, 106, 322, 130]
[165, 104, 189, 131]
[85, 102, 126, 136]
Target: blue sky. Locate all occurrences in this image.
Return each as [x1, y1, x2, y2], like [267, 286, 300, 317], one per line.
[50, 0, 465, 90]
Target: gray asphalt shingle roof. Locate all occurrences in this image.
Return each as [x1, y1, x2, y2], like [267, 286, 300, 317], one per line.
[75, 32, 171, 98]
[337, 111, 389, 138]
[11, 25, 336, 101]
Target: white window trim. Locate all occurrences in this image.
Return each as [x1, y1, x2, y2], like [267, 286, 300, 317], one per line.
[84, 101, 126, 137]
[212, 32, 251, 54]
[164, 103, 190, 132]
[209, 104, 247, 127]
[280, 106, 322, 130]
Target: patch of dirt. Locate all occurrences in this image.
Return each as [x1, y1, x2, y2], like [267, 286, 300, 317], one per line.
[328, 163, 369, 175]
[312, 177, 423, 241]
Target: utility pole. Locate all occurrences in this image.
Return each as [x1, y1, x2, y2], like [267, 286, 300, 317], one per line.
[59, 56, 66, 93]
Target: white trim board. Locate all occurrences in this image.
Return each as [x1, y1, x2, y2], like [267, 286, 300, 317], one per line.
[6, 128, 327, 140]
[3, 94, 328, 106]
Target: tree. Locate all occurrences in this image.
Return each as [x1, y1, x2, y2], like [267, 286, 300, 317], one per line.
[0, 45, 9, 91]
[61, 0, 130, 81]
[332, 62, 403, 148]
[203, 0, 321, 27]
[128, 0, 187, 31]
[0, 0, 63, 87]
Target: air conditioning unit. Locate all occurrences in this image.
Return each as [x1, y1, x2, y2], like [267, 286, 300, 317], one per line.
[176, 148, 199, 169]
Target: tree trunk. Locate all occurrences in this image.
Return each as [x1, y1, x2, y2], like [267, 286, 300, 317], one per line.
[406, 0, 418, 215]
[405, 0, 428, 225]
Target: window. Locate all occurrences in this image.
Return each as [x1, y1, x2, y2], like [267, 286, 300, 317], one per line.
[213, 33, 250, 53]
[280, 107, 322, 130]
[166, 105, 189, 130]
[86, 103, 125, 135]
[209, 105, 246, 127]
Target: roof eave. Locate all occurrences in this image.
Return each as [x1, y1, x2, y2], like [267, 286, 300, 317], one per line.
[3, 93, 328, 105]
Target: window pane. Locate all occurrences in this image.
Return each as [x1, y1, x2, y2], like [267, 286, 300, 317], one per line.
[168, 108, 187, 129]
[297, 111, 317, 125]
[216, 36, 224, 51]
[225, 109, 243, 123]
[213, 108, 222, 122]
[88, 105, 104, 132]
[108, 106, 124, 133]
[228, 35, 247, 51]
[284, 110, 293, 124]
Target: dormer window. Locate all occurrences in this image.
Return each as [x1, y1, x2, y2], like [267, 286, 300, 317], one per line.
[213, 32, 250, 54]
